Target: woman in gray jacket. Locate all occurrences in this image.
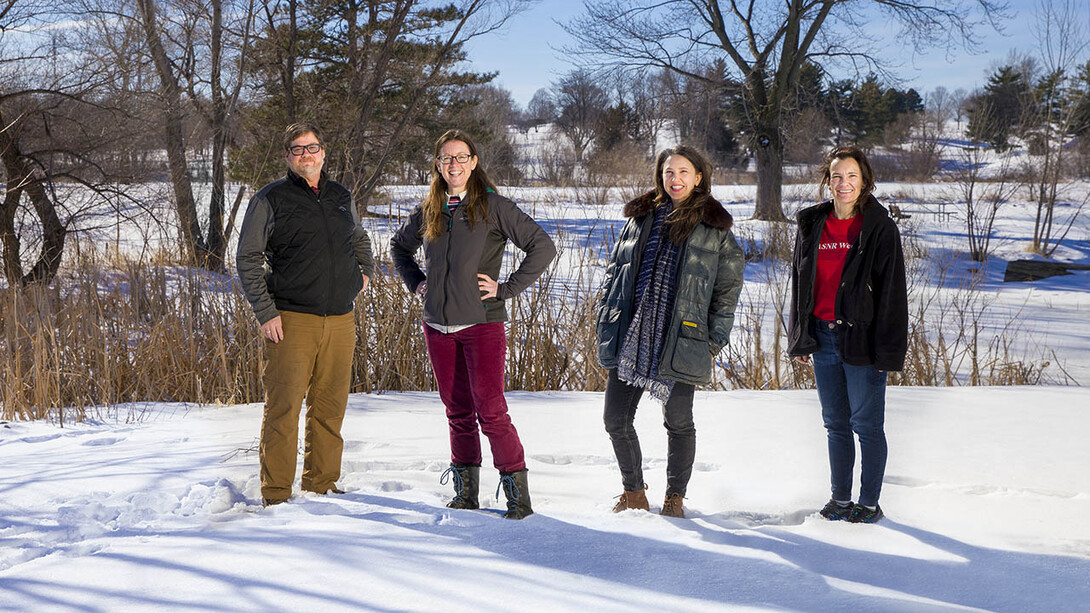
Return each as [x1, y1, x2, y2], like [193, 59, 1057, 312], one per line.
[391, 129, 556, 520]
[596, 145, 744, 518]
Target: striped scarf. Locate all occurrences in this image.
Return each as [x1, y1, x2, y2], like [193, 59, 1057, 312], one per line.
[617, 202, 682, 403]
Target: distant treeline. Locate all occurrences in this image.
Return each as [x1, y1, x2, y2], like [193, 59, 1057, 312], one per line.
[2, 1, 1089, 284]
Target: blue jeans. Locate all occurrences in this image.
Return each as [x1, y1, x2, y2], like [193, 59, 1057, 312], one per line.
[811, 320, 888, 507]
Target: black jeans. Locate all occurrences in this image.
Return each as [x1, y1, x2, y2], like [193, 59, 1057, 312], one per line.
[603, 368, 696, 497]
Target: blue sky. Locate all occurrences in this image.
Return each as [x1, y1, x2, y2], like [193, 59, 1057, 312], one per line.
[464, 0, 1083, 108]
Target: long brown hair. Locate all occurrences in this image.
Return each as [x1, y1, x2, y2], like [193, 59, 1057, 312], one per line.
[653, 145, 714, 244]
[818, 145, 877, 215]
[422, 129, 498, 240]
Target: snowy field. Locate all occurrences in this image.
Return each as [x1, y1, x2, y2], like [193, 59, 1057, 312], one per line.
[6, 143, 1090, 610]
[2, 388, 1089, 612]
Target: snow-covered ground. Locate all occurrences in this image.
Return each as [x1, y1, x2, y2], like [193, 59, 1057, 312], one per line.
[2, 388, 1088, 612]
[7, 137, 1090, 610]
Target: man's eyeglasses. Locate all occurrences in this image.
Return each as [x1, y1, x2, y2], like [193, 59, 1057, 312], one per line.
[436, 153, 473, 165]
[287, 143, 323, 156]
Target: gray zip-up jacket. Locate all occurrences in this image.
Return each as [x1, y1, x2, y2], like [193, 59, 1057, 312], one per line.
[390, 192, 556, 326]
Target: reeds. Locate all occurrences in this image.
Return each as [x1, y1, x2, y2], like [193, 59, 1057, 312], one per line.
[1, 248, 264, 422]
[0, 216, 1070, 423]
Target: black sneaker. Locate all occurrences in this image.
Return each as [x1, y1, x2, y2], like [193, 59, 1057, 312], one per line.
[848, 504, 884, 523]
[819, 499, 854, 521]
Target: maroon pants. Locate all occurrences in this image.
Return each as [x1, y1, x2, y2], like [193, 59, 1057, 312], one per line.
[423, 322, 526, 472]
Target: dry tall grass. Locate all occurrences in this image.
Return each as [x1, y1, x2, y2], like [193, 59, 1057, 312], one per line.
[0, 249, 264, 423]
[0, 216, 1070, 422]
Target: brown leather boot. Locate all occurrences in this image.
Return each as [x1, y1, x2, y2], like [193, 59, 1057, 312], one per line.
[660, 493, 685, 518]
[612, 486, 650, 513]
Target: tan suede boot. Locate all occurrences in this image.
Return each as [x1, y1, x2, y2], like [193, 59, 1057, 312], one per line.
[660, 493, 685, 518]
[612, 486, 650, 513]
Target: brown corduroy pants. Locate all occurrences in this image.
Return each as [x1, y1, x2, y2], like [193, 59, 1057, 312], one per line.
[260, 310, 356, 500]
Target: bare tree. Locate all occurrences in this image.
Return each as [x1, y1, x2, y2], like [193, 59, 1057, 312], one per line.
[0, 107, 67, 284]
[134, 0, 256, 271]
[0, 3, 105, 285]
[952, 144, 1019, 262]
[527, 88, 557, 127]
[554, 69, 608, 162]
[951, 88, 970, 131]
[926, 86, 956, 134]
[1023, 0, 1089, 256]
[624, 69, 673, 159]
[441, 83, 522, 184]
[566, 0, 1009, 220]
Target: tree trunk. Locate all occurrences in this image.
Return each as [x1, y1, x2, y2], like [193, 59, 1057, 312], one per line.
[20, 172, 66, 284]
[205, 0, 227, 271]
[752, 116, 787, 221]
[282, 0, 298, 122]
[0, 116, 66, 285]
[138, 0, 208, 267]
[0, 186, 21, 285]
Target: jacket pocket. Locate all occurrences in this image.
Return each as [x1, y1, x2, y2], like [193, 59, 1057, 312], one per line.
[670, 319, 711, 378]
[596, 306, 623, 361]
[839, 319, 873, 366]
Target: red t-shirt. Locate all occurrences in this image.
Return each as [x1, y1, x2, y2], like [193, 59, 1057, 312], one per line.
[812, 214, 863, 321]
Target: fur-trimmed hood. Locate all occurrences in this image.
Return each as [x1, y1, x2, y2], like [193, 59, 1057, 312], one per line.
[622, 190, 734, 232]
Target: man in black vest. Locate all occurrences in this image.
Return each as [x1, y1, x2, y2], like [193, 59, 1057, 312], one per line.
[237, 123, 374, 506]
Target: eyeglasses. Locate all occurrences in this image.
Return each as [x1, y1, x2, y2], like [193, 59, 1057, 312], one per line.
[436, 153, 473, 165]
[287, 143, 323, 156]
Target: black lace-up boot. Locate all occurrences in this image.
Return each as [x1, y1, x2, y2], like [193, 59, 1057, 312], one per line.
[497, 469, 533, 519]
[440, 463, 480, 509]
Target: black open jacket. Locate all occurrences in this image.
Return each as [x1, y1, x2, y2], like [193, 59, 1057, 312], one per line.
[787, 196, 908, 371]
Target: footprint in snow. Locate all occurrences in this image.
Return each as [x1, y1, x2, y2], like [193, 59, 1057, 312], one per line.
[82, 436, 125, 447]
[379, 481, 412, 492]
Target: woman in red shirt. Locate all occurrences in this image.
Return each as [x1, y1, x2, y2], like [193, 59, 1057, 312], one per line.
[787, 146, 908, 524]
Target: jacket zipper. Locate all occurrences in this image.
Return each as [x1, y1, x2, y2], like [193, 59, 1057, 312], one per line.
[441, 207, 454, 323]
[806, 213, 823, 320]
[834, 214, 867, 326]
[315, 183, 336, 316]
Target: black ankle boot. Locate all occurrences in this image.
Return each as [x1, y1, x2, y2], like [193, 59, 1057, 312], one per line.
[497, 469, 533, 519]
[440, 463, 480, 509]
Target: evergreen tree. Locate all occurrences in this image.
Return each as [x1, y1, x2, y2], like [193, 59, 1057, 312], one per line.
[887, 88, 924, 115]
[792, 62, 827, 111]
[594, 100, 641, 153]
[781, 61, 832, 162]
[1071, 61, 1090, 139]
[850, 75, 893, 144]
[826, 79, 855, 144]
[232, 1, 505, 208]
[968, 65, 1030, 150]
